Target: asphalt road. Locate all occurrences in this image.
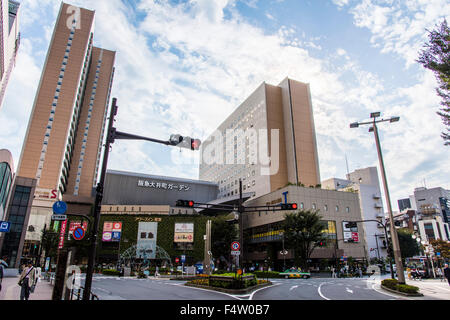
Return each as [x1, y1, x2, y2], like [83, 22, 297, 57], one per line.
[76, 275, 415, 300]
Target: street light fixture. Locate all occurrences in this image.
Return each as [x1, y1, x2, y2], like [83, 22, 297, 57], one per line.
[350, 112, 406, 284]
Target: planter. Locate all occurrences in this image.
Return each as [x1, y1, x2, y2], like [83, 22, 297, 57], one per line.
[380, 285, 424, 297]
[185, 281, 272, 294]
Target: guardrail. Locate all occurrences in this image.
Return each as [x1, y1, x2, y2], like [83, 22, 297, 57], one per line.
[70, 286, 99, 300]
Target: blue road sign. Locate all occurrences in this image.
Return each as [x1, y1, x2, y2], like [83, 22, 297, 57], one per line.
[72, 227, 85, 240]
[0, 221, 11, 232]
[53, 201, 67, 214]
[181, 255, 186, 263]
[436, 252, 441, 256]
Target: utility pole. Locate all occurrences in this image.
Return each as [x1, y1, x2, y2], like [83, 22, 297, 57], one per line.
[238, 179, 243, 270]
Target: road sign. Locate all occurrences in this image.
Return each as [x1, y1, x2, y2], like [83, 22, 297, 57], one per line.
[231, 241, 240, 251]
[72, 227, 85, 240]
[52, 201, 67, 214]
[436, 252, 441, 256]
[44, 257, 50, 272]
[51, 214, 67, 221]
[0, 221, 11, 232]
[231, 251, 241, 256]
[175, 257, 180, 263]
[181, 255, 186, 263]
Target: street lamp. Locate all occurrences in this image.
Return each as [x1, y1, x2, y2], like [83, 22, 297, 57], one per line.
[350, 112, 406, 284]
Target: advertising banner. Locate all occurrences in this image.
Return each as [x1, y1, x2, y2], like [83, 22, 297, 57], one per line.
[174, 232, 194, 243]
[136, 222, 158, 259]
[342, 221, 359, 242]
[175, 223, 194, 233]
[58, 219, 67, 249]
[102, 221, 122, 242]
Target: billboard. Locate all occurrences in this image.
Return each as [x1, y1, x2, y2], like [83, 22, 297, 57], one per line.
[342, 221, 359, 243]
[136, 222, 158, 259]
[102, 221, 122, 242]
[174, 222, 194, 243]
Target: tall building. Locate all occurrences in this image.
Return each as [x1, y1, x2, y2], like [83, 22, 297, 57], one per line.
[0, 0, 20, 109]
[322, 167, 388, 261]
[0, 2, 115, 267]
[199, 78, 320, 199]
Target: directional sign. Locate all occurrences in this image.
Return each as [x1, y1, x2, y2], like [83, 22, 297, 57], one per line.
[231, 251, 241, 256]
[72, 227, 85, 240]
[231, 241, 241, 251]
[52, 201, 67, 214]
[0, 221, 11, 232]
[51, 214, 67, 221]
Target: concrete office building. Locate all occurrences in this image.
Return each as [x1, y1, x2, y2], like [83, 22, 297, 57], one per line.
[242, 185, 367, 269]
[0, 3, 115, 267]
[322, 167, 388, 261]
[199, 78, 320, 200]
[0, 0, 20, 110]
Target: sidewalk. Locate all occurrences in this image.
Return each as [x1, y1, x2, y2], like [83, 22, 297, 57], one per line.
[0, 276, 53, 300]
[404, 278, 450, 300]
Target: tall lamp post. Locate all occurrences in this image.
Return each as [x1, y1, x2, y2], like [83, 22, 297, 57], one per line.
[350, 112, 406, 284]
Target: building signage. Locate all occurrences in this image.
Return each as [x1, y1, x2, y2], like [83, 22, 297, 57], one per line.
[58, 219, 67, 249]
[137, 179, 191, 191]
[102, 221, 122, 242]
[174, 233, 194, 242]
[342, 221, 359, 242]
[135, 217, 162, 222]
[51, 214, 67, 221]
[0, 221, 11, 233]
[175, 223, 194, 233]
[174, 223, 194, 243]
[136, 222, 158, 259]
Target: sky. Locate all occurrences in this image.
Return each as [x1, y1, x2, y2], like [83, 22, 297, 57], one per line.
[0, 0, 449, 212]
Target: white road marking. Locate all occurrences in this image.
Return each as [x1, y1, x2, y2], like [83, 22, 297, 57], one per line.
[289, 285, 298, 291]
[318, 282, 331, 300]
[249, 283, 282, 300]
[346, 287, 353, 294]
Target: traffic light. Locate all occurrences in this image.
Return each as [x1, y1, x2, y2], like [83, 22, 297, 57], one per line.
[280, 203, 298, 210]
[176, 200, 195, 208]
[170, 135, 201, 151]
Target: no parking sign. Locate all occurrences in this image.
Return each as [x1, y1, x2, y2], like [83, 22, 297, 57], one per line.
[72, 227, 85, 240]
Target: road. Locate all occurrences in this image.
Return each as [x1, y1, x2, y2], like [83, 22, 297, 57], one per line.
[75, 275, 444, 300]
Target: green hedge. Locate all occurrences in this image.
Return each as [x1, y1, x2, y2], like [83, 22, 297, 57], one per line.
[382, 279, 419, 294]
[102, 269, 120, 276]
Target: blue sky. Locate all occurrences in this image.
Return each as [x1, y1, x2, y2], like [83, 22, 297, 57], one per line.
[0, 0, 449, 211]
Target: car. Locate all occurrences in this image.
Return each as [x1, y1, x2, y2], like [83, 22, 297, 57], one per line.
[279, 268, 311, 279]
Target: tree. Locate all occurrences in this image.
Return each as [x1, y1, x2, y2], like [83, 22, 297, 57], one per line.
[396, 229, 421, 259]
[282, 209, 327, 270]
[40, 228, 59, 262]
[417, 19, 450, 145]
[429, 239, 450, 259]
[211, 216, 238, 269]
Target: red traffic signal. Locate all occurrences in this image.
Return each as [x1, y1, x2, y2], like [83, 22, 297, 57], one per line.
[176, 200, 195, 208]
[191, 139, 201, 150]
[280, 203, 298, 210]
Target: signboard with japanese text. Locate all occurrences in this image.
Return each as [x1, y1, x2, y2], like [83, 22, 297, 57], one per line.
[174, 223, 194, 243]
[174, 233, 194, 242]
[342, 221, 359, 242]
[102, 221, 122, 242]
[137, 179, 191, 191]
[58, 220, 67, 249]
[136, 222, 158, 259]
[175, 223, 194, 233]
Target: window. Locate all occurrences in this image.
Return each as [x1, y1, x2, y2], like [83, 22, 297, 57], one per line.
[346, 207, 350, 213]
[336, 205, 339, 212]
[312, 203, 316, 210]
[324, 205, 328, 211]
[300, 203, 304, 209]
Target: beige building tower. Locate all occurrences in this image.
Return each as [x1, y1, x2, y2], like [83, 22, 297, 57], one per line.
[1, 2, 115, 266]
[199, 78, 320, 199]
[0, 0, 20, 109]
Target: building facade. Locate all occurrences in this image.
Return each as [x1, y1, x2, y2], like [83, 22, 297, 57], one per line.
[0, 0, 20, 110]
[199, 78, 320, 200]
[242, 185, 367, 270]
[322, 167, 388, 261]
[0, 2, 115, 267]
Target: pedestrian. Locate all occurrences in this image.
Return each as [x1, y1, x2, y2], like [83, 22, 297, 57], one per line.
[444, 264, 450, 286]
[0, 256, 8, 292]
[358, 267, 363, 278]
[331, 266, 335, 278]
[18, 263, 37, 300]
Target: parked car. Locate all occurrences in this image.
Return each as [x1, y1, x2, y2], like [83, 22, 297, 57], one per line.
[279, 268, 311, 279]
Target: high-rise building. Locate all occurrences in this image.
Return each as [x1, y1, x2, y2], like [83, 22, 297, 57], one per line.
[0, 2, 115, 267]
[0, 0, 20, 109]
[199, 78, 320, 199]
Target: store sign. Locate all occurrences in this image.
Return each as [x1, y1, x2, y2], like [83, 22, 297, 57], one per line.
[175, 223, 194, 233]
[174, 232, 194, 242]
[174, 223, 194, 243]
[102, 221, 122, 242]
[137, 179, 191, 191]
[58, 220, 67, 249]
[136, 222, 158, 259]
[342, 221, 359, 243]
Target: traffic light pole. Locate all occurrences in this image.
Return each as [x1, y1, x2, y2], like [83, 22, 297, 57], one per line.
[238, 179, 243, 270]
[83, 98, 201, 300]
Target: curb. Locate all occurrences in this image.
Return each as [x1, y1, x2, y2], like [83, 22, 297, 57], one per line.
[185, 281, 272, 294]
[380, 285, 424, 297]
